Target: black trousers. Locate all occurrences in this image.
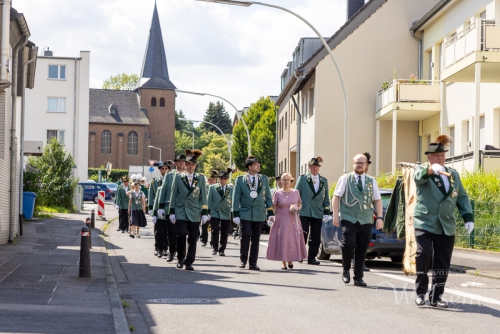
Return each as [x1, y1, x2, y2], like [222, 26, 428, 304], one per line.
[154, 219, 169, 253]
[201, 220, 209, 243]
[300, 216, 322, 261]
[341, 220, 372, 280]
[415, 229, 455, 301]
[240, 220, 263, 266]
[118, 209, 129, 231]
[211, 218, 231, 252]
[166, 218, 178, 255]
[176, 220, 200, 265]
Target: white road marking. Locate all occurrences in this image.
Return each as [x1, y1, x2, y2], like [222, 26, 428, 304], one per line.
[460, 282, 486, 287]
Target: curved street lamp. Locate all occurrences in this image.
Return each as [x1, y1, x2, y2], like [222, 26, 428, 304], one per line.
[180, 129, 195, 149]
[176, 89, 251, 157]
[178, 118, 233, 170]
[196, 0, 350, 172]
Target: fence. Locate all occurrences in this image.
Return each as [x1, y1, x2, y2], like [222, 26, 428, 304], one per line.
[454, 201, 500, 250]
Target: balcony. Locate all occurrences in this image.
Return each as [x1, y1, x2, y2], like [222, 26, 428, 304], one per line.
[442, 18, 500, 82]
[375, 79, 441, 121]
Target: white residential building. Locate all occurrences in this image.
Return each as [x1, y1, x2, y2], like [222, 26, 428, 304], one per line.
[24, 50, 90, 182]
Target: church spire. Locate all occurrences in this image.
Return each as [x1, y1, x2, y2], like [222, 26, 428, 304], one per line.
[138, 3, 176, 90]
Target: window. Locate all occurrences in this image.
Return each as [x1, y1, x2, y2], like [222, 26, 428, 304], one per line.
[285, 158, 287, 172]
[302, 93, 308, 119]
[101, 130, 111, 154]
[128, 131, 138, 155]
[309, 88, 314, 117]
[48, 97, 66, 112]
[449, 126, 455, 156]
[285, 112, 287, 130]
[480, 116, 485, 151]
[428, 50, 433, 80]
[151, 97, 157, 107]
[48, 65, 66, 79]
[160, 98, 165, 107]
[47, 130, 64, 144]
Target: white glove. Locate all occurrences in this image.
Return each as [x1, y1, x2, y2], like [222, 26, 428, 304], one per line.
[158, 209, 165, 218]
[465, 222, 474, 234]
[267, 219, 273, 227]
[152, 216, 157, 224]
[431, 163, 445, 175]
[114, 204, 119, 209]
[148, 210, 153, 216]
[169, 214, 176, 224]
[268, 216, 275, 223]
[323, 215, 332, 222]
[201, 215, 209, 224]
[233, 217, 241, 225]
[207, 214, 211, 221]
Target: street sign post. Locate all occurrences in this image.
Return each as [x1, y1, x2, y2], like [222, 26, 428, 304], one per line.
[148, 160, 155, 166]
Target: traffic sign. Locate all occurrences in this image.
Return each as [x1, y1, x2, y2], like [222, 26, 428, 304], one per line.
[148, 160, 155, 166]
[149, 166, 155, 173]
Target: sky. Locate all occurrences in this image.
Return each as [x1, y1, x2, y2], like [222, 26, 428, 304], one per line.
[15, 0, 350, 121]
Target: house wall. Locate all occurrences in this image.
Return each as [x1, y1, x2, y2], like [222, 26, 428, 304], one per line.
[24, 51, 90, 182]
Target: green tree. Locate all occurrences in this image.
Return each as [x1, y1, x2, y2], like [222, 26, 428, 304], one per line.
[194, 131, 219, 151]
[174, 130, 195, 156]
[175, 110, 196, 133]
[202, 153, 229, 176]
[27, 138, 78, 209]
[200, 101, 233, 134]
[102, 73, 139, 90]
[232, 96, 276, 173]
[196, 135, 230, 172]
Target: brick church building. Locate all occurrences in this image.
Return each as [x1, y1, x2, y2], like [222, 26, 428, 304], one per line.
[88, 4, 176, 169]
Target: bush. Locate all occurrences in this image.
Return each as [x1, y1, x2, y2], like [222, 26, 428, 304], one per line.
[23, 163, 42, 193]
[88, 167, 129, 182]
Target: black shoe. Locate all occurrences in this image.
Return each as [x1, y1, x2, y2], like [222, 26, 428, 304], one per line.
[121, 230, 125, 233]
[176, 260, 184, 269]
[239, 262, 246, 269]
[298, 259, 303, 263]
[342, 271, 350, 284]
[363, 265, 371, 272]
[288, 263, 293, 269]
[249, 264, 260, 271]
[116, 228, 121, 231]
[212, 250, 217, 255]
[167, 254, 175, 262]
[415, 294, 426, 306]
[185, 263, 194, 271]
[281, 265, 287, 270]
[201, 242, 207, 247]
[429, 298, 448, 308]
[157, 252, 163, 258]
[307, 260, 320, 265]
[353, 278, 367, 287]
[219, 252, 225, 256]
[129, 234, 135, 238]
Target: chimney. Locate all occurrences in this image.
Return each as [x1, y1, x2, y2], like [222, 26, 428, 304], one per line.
[346, 0, 365, 21]
[44, 47, 53, 56]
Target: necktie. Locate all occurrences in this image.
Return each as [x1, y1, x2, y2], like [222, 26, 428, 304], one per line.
[357, 176, 363, 191]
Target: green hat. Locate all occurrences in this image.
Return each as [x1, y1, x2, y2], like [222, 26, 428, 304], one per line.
[245, 155, 259, 168]
[425, 143, 448, 155]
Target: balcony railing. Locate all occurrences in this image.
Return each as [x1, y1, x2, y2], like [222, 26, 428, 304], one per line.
[444, 18, 500, 69]
[376, 79, 440, 112]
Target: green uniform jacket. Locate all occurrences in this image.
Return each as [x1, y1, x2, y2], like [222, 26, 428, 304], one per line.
[232, 174, 273, 222]
[208, 183, 233, 220]
[295, 173, 330, 219]
[157, 170, 177, 213]
[148, 175, 164, 210]
[140, 185, 149, 202]
[413, 163, 473, 236]
[169, 172, 208, 222]
[114, 185, 130, 209]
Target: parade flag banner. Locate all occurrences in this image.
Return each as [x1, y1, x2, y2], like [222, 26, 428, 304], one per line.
[402, 166, 417, 275]
[98, 191, 106, 218]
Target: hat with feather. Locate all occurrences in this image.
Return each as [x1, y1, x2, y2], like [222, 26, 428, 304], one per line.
[209, 170, 219, 179]
[363, 152, 372, 165]
[174, 154, 186, 162]
[219, 168, 233, 179]
[185, 149, 203, 164]
[245, 155, 260, 168]
[425, 135, 452, 155]
[308, 156, 323, 166]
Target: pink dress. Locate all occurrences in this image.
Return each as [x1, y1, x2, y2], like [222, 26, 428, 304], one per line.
[266, 189, 307, 262]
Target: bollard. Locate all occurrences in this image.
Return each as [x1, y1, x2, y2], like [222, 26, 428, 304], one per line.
[85, 218, 92, 249]
[91, 209, 95, 229]
[79, 226, 91, 278]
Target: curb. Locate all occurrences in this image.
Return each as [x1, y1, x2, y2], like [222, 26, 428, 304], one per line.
[465, 269, 500, 280]
[454, 246, 500, 255]
[97, 218, 130, 334]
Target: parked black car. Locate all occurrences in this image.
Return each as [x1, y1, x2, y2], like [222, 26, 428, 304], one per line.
[318, 189, 404, 263]
[78, 182, 113, 203]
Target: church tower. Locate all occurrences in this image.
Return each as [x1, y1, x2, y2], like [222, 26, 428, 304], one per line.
[137, 3, 176, 161]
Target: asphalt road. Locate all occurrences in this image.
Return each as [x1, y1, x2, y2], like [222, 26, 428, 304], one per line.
[104, 209, 500, 334]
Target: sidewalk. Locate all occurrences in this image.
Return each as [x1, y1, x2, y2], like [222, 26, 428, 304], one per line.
[451, 247, 500, 280]
[0, 204, 128, 333]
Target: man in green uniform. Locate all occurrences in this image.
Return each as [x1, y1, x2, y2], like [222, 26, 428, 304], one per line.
[114, 176, 130, 233]
[295, 156, 331, 265]
[169, 149, 209, 271]
[232, 156, 274, 271]
[208, 168, 233, 256]
[201, 171, 219, 246]
[333, 154, 383, 287]
[158, 155, 185, 262]
[413, 135, 474, 308]
[149, 161, 172, 257]
[270, 174, 282, 196]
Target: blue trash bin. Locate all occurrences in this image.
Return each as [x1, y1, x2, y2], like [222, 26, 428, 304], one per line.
[23, 192, 37, 220]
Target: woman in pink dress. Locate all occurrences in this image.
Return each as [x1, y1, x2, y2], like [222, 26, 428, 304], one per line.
[266, 173, 308, 270]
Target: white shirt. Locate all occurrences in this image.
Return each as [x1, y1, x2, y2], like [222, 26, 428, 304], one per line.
[186, 173, 194, 186]
[311, 174, 320, 192]
[334, 172, 381, 200]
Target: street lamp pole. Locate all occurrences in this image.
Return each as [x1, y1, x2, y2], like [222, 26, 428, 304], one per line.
[180, 130, 195, 149]
[176, 89, 251, 157]
[147, 145, 161, 161]
[196, 0, 350, 172]
[178, 118, 233, 170]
